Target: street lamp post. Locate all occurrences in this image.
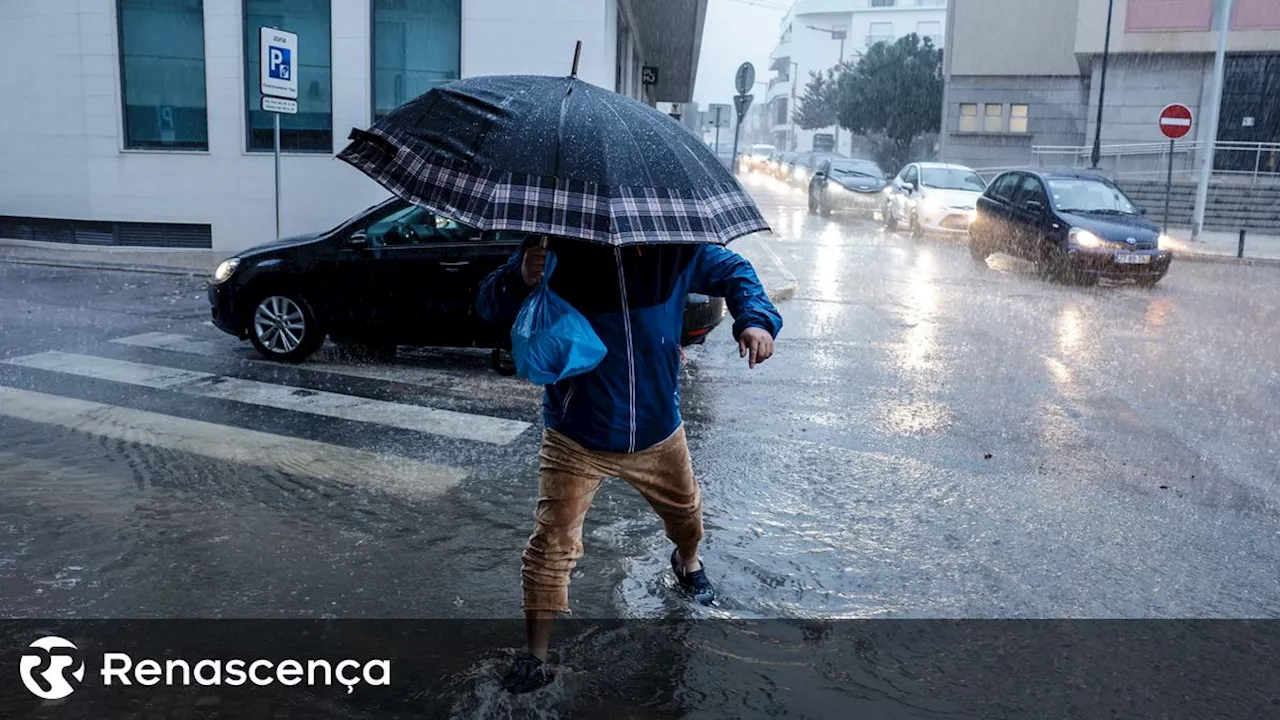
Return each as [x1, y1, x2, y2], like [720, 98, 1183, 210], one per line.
[789, 60, 799, 151]
[1090, 0, 1116, 169]
[807, 25, 847, 154]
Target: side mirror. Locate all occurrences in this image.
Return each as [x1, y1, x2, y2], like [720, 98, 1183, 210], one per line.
[903, 182, 916, 193]
[1025, 200, 1045, 213]
[348, 230, 368, 248]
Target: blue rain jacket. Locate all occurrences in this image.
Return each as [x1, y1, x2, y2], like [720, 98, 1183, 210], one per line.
[477, 239, 782, 453]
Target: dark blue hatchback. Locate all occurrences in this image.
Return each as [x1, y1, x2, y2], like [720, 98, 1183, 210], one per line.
[969, 170, 1172, 286]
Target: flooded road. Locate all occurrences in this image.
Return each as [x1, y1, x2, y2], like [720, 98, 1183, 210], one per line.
[2, 177, 1280, 715]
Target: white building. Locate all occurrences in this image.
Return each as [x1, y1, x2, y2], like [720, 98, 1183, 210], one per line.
[766, 0, 946, 155]
[0, 0, 707, 253]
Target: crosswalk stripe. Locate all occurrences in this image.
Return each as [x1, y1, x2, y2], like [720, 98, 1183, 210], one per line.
[111, 331, 521, 393]
[5, 351, 530, 446]
[0, 386, 466, 498]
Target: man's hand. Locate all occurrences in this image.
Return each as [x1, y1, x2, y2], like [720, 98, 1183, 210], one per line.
[521, 243, 548, 286]
[738, 327, 774, 369]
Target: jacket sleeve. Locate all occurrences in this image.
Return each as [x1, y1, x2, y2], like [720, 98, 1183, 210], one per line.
[689, 244, 783, 341]
[476, 248, 532, 325]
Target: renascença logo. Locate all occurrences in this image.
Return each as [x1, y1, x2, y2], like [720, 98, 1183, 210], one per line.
[20, 636, 85, 700]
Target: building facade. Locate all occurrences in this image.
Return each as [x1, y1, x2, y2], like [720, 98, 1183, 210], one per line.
[765, 0, 947, 156]
[0, 0, 707, 252]
[939, 0, 1280, 174]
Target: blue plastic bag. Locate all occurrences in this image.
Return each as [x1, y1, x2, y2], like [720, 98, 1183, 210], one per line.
[511, 250, 607, 385]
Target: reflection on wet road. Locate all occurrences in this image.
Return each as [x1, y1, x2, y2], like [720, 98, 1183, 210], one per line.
[1, 178, 1279, 627]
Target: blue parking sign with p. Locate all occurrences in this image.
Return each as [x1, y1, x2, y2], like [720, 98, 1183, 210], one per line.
[269, 46, 291, 80]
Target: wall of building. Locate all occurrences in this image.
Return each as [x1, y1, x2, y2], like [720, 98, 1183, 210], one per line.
[947, 0, 1080, 77]
[940, 76, 1089, 170]
[1082, 53, 1212, 147]
[0, 0, 686, 254]
[1076, 0, 1280, 55]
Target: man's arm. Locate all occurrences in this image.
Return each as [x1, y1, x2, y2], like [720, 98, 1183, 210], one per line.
[476, 237, 549, 324]
[689, 244, 783, 367]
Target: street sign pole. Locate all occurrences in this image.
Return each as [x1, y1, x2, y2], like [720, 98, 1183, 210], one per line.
[732, 63, 756, 175]
[714, 107, 722, 155]
[1157, 103, 1194, 236]
[274, 113, 282, 238]
[260, 26, 298, 240]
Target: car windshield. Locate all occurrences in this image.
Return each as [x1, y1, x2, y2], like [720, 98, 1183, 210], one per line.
[920, 167, 985, 191]
[830, 162, 884, 179]
[1049, 178, 1138, 214]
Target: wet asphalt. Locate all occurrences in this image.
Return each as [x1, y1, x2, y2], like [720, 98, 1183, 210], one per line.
[1, 177, 1278, 627]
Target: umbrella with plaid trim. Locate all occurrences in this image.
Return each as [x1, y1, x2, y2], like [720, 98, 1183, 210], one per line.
[337, 74, 769, 247]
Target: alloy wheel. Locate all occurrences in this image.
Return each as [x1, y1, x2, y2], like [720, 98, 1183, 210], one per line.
[253, 295, 306, 355]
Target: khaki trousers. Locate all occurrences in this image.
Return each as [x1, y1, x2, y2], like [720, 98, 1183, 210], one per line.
[522, 426, 704, 613]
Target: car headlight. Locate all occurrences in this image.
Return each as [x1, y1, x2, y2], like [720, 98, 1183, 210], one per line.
[968, 208, 978, 223]
[213, 257, 240, 283]
[1069, 227, 1103, 248]
[1158, 233, 1173, 250]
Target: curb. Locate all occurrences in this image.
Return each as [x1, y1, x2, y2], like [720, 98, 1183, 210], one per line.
[1170, 253, 1280, 268]
[0, 257, 208, 277]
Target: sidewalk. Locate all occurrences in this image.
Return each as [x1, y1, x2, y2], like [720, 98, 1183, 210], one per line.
[1160, 227, 1280, 265]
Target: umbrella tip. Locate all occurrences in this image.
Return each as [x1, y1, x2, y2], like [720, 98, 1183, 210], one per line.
[571, 40, 582, 78]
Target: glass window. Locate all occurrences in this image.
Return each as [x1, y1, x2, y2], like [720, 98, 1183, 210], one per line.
[958, 103, 978, 132]
[1015, 175, 1047, 205]
[903, 165, 919, 185]
[871, 0, 895, 7]
[868, 22, 893, 45]
[372, 0, 461, 121]
[365, 203, 464, 247]
[117, 0, 208, 150]
[244, 0, 332, 153]
[920, 167, 987, 192]
[1047, 178, 1138, 214]
[984, 103, 1004, 132]
[1010, 104, 1029, 133]
[990, 173, 1020, 201]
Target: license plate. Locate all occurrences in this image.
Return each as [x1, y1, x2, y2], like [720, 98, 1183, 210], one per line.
[1115, 254, 1151, 265]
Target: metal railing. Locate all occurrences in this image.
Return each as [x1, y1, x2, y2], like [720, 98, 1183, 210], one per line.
[1029, 140, 1280, 184]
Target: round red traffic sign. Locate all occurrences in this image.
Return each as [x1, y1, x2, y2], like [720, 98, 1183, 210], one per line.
[1158, 103, 1193, 140]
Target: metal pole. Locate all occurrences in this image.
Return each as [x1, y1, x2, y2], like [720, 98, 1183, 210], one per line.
[273, 111, 281, 239]
[731, 113, 742, 176]
[714, 107, 722, 155]
[789, 61, 798, 151]
[834, 38, 844, 154]
[1164, 139, 1174, 234]
[1237, 228, 1245, 258]
[1192, 0, 1233, 241]
[1090, 0, 1115, 169]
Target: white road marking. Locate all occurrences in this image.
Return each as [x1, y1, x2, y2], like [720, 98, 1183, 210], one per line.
[0, 386, 465, 498]
[111, 331, 532, 396]
[5, 352, 531, 446]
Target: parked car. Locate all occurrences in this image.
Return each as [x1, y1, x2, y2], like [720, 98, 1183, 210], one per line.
[209, 198, 727, 362]
[808, 158, 890, 217]
[773, 152, 800, 181]
[789, 152, 844, 188]
[968, 170, 1173, 286]
[884, 162, 987, 236]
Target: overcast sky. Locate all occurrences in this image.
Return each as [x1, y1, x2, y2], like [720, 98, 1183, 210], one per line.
[692, 0, 787, 109]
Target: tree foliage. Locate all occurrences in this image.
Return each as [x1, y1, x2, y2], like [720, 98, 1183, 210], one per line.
[792, 63, 852, 131]
[835, 34, 943, 171]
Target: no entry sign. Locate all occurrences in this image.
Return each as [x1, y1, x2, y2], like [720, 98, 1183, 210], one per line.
[1158, 103, 1193, 140]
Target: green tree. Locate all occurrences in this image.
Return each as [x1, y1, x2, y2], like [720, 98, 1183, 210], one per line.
[792, 63, 852, 131]
[835, 34, 943, 172]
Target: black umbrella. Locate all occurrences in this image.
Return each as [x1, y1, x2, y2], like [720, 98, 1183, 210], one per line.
[337, 70, 768, 247]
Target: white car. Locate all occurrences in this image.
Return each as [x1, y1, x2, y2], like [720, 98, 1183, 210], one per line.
[883, 162, 988, 237]
[747, 143, 776, 172]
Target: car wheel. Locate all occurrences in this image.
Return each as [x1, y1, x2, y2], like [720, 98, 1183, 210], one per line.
[819, 192, 832, 217]
[910, 211, 924, 239]
[247, 292, 324, 362]
[883, 203, 898, 231]
[807, 190, 817, 215]
[968, 232, 990, 262]
[1136, 275, 1164, 289]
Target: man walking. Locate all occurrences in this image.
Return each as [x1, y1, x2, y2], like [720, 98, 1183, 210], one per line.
[477, 235, 782, 694]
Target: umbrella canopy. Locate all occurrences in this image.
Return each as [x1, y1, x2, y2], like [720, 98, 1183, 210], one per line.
[337, 75, 769, 247]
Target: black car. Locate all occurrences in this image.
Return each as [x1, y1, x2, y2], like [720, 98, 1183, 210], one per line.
[208, 198, 727, 362]
[807, 158, 889, 217]
[772, 151, 799, 181]
[969, 170, 1172, 286]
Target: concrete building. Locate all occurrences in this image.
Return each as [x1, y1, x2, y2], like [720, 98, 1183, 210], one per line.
[939, 0, 1280, 175]
[0, 0, 707, 252]
[765, 0, 947, 156]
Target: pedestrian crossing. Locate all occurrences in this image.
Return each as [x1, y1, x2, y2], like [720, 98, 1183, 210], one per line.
[0, 332, 539, 498]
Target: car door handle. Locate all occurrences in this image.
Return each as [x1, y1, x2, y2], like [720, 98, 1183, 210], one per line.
[438, 261, 470, 268]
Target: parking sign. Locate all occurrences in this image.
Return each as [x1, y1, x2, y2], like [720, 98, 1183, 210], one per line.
[260, 27, 298, 100]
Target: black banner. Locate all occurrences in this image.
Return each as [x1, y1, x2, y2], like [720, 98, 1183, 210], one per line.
[2, 620, 1278, 718]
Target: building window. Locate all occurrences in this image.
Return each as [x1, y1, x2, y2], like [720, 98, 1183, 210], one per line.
[244, 0, 332, 153]
[958, 103, 978, 132]
[372, 0, 460, 121]
[871, 0, 895, 7]
[774, 98, 788, 126]
[984, 103, 1004, 132]
[867, 22, 893, 46]
[1010, 104, 1029, 133]
[117, 0, 208, 150]
[916, 20, 942, 46]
